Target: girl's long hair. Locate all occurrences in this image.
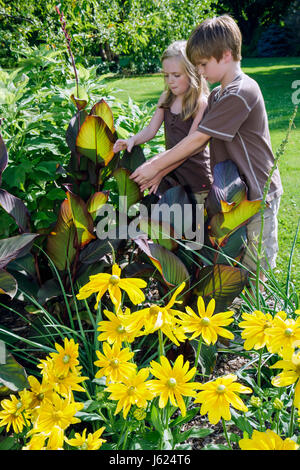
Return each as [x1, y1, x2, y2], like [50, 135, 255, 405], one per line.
[160, 40, 209, 121]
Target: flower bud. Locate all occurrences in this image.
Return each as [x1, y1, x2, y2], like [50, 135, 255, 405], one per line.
[250, 396, 262, 408]
[273, 398, 284, 411]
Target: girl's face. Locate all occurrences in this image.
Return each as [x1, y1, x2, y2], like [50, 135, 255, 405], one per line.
[162, 57, 190, 96]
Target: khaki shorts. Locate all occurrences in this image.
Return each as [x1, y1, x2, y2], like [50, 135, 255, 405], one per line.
[242, 197, 281, 273]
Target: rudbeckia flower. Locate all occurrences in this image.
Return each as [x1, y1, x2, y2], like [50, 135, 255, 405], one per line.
[125, 282, 187, 346]
[194, 374, 252, 425]
[94, 342, 136, 384]
[105, 368, 154, 419]
[0, 393, 31, 434]
[177, 296, 234, 345]
[147, 355, 201, 417]
[239, 429, 299, 450]
[238, 310, 273, 350]
[66, 427, 106, 450]
[270, 349, 300, 408]
[76, 264, 147, 309]
[265, 311, 300, 358]
[49, 338, 80, 376]
[97, 308, 139, 347]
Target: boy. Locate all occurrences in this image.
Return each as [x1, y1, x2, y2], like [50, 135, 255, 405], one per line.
[130, 15, 283, 279]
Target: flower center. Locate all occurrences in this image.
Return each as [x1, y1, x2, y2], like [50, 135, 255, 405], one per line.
[37, 393, 44, 401]
[128, 386, 136, 396]
[149, 305, 161, 316]
[167, 377, 177, 388]
[201, 317, 210, 326]
[109, 275, 120, 285]
[62, 354, 70, 364]
[80, 442, 89, 450]
[110, 359, 119, 369]
[53, 410, 64, 422]
[264, 321, 272, 330]
[116, 325, 125, 334]
[285, 328, 293, 337]
[216, 384, 226, 394]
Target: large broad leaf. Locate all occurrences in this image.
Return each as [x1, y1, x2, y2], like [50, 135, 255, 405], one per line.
[76, 115, 116, 166]
[79, 238, 112, 264]
[194, 264, 248, 312]
[66, 109, 89, 154]
[0, 233, 39, 269]
[209, 198, 263, 245]
[113, 167, 142, 211]
[89, 99, 116, 134]
[0, 351, 29, 392]
[0, 189, 30, 232]
[66, 191, 95, 246]
[206, 160, 247, 216]
[200, 225, 247, 266]
[70, 85, 89, 111]
[46, 199, 77, 271]
[134, 238, 189, 287]
[0, 131, 8, 184]
[86, 191, 109, 221]
[119, 145, 146, 172]
[0, 269, 17, 299]
[138, 216, 178, 251]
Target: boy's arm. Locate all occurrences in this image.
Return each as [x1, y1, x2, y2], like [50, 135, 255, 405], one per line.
[130, 130, 210, 186]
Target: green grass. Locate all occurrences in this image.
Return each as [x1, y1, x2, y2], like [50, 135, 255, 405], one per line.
[105, 57, 300, 292]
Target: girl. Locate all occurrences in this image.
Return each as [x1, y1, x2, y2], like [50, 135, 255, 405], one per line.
[113, 40, 212, 200]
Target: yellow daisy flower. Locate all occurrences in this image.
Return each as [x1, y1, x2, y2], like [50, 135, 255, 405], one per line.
[177, 296, 234, 345]
[66, 427, 106, 450]
[46, 364, 88, 398]
[26, 375, 53, 409]
[270, 349, 300, 408]
[97, 308, 139, 347]
[239, 429, 299, 450]
[238, 310, 273, 350]
[76, 263, 147, 309]
[94, 342, 136, 384]
[147, 355, 201, 417]
[49, 337, 80, 377]
[33, 392, 83, 432]
[125, 282, 187, 346]
[194, 374, 252, 425]
[105, 368, 154, 419]
[265, 311, 300, 358]
[0, 393, 31, 434]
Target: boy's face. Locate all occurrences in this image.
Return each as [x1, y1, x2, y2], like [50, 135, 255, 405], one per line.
[196, 55, 229, 85]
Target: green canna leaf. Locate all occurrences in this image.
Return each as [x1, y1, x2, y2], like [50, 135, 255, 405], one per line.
[0, 269, 17, 299]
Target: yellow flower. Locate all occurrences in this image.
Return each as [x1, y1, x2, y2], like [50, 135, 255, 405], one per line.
[24, 426, 65, 450]
[105, 368, 154, 419]
[194, 374, 252, 425]
[94, 342, 136, 384]
[66, 427, 106, 450]
[147, 355, 201, 417]
[26, 375, 54, 409]
[76, 263, 147, 309]
[32, 392, 83, 433]
[97, 308, 139, 347]
[238, 310, 273, 350]
[265, 311, 300, 358]
[49, 338, 80, 376]
[0, 393, 31, 434]
[239, 429, 299, 450]
[270, 349, 300, 408]
[177, 296, 234, 345]
[125, 282, 187, 346]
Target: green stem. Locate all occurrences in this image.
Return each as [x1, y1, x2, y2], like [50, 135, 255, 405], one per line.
[257, 348, 263, 388]
[193, 337, 203, 378]
[289, 403, 295, 437]
[222, 418, 233, 450]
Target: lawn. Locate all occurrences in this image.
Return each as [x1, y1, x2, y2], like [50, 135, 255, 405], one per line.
[105, 57, 300, 292]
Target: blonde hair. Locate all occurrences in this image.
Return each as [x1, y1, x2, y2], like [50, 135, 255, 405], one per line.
[159, 40, 209, 121]
[186, 15, 242, 64]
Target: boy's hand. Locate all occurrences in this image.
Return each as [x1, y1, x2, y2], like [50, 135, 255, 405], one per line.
[113, 136, 135, 153]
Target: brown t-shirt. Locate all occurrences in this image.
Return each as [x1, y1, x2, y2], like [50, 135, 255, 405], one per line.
[198, 73, 283, 202]
[162, 107, 213, 194]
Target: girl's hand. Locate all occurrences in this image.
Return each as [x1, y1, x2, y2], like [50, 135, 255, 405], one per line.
[113, 136, 135, 153]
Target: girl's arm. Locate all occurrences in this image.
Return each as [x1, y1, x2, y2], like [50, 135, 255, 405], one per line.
[113, 93, 166, 153]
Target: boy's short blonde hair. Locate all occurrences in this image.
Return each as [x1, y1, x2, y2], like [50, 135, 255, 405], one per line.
[186, 15, 242, 64]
